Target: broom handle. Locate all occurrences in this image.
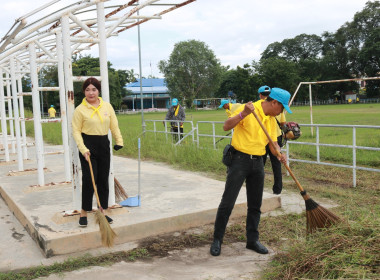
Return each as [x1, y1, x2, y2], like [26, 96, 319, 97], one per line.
[88, 158, 103, 210]
[251, 110, 305, 193]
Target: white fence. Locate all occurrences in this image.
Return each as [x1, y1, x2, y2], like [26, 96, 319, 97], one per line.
[145, 120, 380, 187]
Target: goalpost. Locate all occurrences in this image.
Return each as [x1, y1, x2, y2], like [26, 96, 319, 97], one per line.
[289, 76, 380, 136]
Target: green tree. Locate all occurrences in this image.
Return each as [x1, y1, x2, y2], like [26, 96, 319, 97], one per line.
[39, 66, 60, 112]
[255, 58, 301, 97]
[72, 55, 135, 108]
[262, 34, 323, 63]
[216, 64, 261, 103]
[158, 40, 223, 108]
[117, 69, 136, 98]
[260, 34, 324, 100]
[350, 1, 380, 97]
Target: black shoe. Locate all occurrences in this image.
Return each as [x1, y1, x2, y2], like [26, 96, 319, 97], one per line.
[273, 188, 282, 195]
[246, 241, 269, 254]
[79, 216, 88, 227]
[210, 239, 222, 256]
[105, 215, 113, 224]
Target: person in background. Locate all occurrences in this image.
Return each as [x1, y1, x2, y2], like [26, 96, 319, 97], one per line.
[48, 105, 56, 118]
[258, 85, 286, 195]
[210, 88, 291, 257]
[219, 99, 241, 118]
[72, 77, 123, 227]
[164, 98, 186, 141]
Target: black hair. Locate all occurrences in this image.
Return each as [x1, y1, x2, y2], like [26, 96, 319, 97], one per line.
[83, 77, 101, 93]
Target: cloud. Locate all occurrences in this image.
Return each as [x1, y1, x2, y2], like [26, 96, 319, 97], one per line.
[0, 0, 370, 78]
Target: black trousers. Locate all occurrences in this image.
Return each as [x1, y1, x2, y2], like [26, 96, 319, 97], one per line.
[263, 137, 283, 194]
[79, 134, 110, 211]
[171, 126, 183, 141]
[213, 150, 265, 243]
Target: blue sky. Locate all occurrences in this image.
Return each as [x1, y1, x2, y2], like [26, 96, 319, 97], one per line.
[0, 0, 370, 78]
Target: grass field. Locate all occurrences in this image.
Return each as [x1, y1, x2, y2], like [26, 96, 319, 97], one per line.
[1, 103, 379, 279]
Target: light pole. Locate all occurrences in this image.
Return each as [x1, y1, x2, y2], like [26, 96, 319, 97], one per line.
[150, 61, 154, 108]
[137, 6, 144, 132]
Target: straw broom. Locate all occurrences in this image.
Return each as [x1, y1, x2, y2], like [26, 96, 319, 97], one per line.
[88, 158, 117, 247]
[114, 177, 128, 202]
[252, 110, 342, 233]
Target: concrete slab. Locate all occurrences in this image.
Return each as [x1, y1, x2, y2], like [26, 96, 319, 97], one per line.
[0, 142, 281, 259]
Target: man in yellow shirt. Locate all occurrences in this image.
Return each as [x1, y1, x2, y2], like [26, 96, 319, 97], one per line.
[210, 88, 291, 257]
[48, 105, 56, 118]
[219, 99, 241, 118]
[258, 86, 286, 195]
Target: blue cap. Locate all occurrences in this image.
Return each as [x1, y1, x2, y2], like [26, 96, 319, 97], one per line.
[50, 105, 54, 107]
[269, 88, 292, 114]
[171, 98, 178, 106]
[218, 99, 229, 109]
[258, 85, 271, 95]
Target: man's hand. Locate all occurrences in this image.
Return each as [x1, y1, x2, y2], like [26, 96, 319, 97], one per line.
[242, 101, 255, 118]
[223, 101, 255, 131]
[277, 153, 287, 164]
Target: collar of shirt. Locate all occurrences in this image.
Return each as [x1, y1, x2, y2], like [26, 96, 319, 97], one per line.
[256, 100, 270, 122]
[81, 97, 104, 123]
[255, 99, 272, 140]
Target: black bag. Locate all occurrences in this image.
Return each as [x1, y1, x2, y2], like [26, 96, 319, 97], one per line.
[277, 134, 284, 148]
[222, 144, 234, 166]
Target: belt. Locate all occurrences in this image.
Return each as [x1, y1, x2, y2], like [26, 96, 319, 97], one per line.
[233, 150, 261, 159]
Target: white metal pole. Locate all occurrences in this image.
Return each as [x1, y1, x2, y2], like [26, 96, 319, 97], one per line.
[352, 127, 356, 187]
[150, 62, 153, 108]
[138, 137, 141, 206]
[309, 84, 314, 137]
[28, 44, 45, 185]
[62, 15, 81, 210]
[9, 57, 24, 171]
[0, 69, 10, 161]
[97, 2, 116, 207]
[56, 31, 71, 181]
[6, 72, 15, 153]
[137, 8, 145, 133]
[16, 61, 28, 160]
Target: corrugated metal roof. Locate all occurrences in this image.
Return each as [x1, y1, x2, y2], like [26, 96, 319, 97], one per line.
[125, 78, 168, 94]
[126, 78, 167, 88]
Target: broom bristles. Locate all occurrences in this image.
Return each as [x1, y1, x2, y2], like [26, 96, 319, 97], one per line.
[94, 210, 117, 247]
[114, 177, 128, 202]
[301, 191, 342, 234]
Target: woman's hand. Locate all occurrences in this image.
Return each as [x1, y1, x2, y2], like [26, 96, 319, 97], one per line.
[84, 151, 91, 162]
[114, 145, 123, 151]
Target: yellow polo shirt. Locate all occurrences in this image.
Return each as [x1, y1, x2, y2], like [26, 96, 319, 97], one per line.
[48, 107, 56, 118]
[231, 100, 277, 156]
[72, 97, 123, 155]
[225, 103, 242, 118]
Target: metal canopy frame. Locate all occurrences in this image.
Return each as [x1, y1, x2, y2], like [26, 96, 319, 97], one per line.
[0, 0, 195, 211]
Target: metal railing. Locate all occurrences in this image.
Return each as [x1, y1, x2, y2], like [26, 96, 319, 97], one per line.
[196, 121, 231, 149]
[145, 120, 195, 145]
[285, 124, 380, 187]
[145, 120, 380, 187]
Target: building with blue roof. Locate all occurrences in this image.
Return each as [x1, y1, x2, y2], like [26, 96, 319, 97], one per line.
[123, 78, 171, 109]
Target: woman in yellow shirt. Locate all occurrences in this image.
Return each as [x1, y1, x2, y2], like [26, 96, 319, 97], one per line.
[72, 77, 123, 227]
